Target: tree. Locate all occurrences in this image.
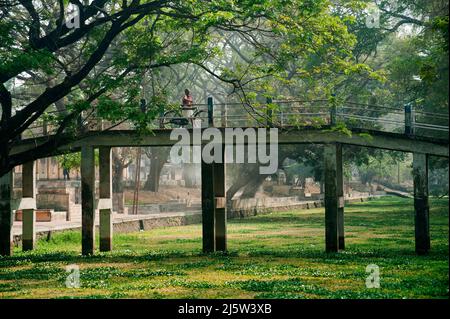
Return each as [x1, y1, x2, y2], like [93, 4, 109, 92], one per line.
[142, 147, 169, 192]
[112, 147, 134, 193]
[56, 149, 100, 180]
[335, 0, 449, 111]
[1, 0, 364, 177]
[56, 152, 82, 172]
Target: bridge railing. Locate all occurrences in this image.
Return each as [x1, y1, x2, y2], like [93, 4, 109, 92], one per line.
[333, 102, 448, 139]
[19, 98, 449, 141]
[207, 98, 448, 139]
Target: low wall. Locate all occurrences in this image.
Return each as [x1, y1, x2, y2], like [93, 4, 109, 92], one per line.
[228, 196, 372, 218]
[112, 213, 202, 234]
[125, 202, 201, 214]
[12, 195, 376, 247]
[12, 212, 202, 247]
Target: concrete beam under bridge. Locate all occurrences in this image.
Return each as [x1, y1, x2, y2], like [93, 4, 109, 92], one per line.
[10, 127, 449, 158]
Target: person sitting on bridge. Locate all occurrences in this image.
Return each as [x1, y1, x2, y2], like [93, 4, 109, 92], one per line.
[182, 89, 193, 108]
[181, 89, 194, 126]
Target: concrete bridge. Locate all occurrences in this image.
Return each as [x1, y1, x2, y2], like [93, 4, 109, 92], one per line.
[1, 98, 448, 256]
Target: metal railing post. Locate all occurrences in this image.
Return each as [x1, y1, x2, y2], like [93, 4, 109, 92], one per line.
[208, 97, 214, 127]
[159, 105, 165, 129]
[330, 94, 337, 126]
[405, 102, 415, 135]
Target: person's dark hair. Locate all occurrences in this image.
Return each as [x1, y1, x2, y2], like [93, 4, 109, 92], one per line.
[185, 89, 190, 95]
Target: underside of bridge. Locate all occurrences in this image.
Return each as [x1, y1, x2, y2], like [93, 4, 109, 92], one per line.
[10, 127, 449, 157]
[1, 134, 440, 256]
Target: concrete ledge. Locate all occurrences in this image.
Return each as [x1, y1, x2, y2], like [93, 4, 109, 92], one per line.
[15, 198, 36, 210]
[97, 198, 113, 210]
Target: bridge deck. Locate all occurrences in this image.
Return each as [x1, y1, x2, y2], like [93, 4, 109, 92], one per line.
[11, 126, 449, 158]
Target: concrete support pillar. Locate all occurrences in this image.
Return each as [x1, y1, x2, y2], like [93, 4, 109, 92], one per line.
[214, 146, 226, 252]
[201, 143, 227, 253]
[201, 160, 215, 253]
[413, 153, 430, 255]
[22, 161, 36, 251]
[81, 146, 95, 255]
[324, 143, 344, 253]
[0, 171, 13, 256]
[337, 148, 345, 250]
[99, 147, 113, 252]
[22, 209, 35, 251]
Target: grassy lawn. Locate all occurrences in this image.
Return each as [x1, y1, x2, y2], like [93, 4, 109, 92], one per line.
[0, 197, 448, 299]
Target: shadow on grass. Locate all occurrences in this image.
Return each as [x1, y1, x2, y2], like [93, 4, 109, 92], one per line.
[2, 244, 447, 270]
[1, 196, 447, 299]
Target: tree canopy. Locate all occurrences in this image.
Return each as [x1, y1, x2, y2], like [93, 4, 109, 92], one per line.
[0, 0, 448, 178]
[0, 0, 371, 176]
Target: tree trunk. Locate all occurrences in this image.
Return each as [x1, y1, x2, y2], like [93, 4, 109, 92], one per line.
[112, 150, 134, 214]
[183, 163, 199, 188]
[143, 147, 169, 192]
[0, 144, 9, 179]
[300, 176, 306, 189]
[241, 174, 268, 198]
[225, 164, 262, 210]
[226, 175, 250, 211]
[112, 152, 125, 193]
[0, 84, 12, 178]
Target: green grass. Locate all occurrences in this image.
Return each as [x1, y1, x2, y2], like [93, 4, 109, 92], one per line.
[0, 197, 448, 299]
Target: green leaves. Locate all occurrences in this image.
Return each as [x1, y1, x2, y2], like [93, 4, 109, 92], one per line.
[1, 0, 378, 147]
[329, 122, 353, 137]
[56, 153, 82, 170]
[0, 48, 54, 78]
